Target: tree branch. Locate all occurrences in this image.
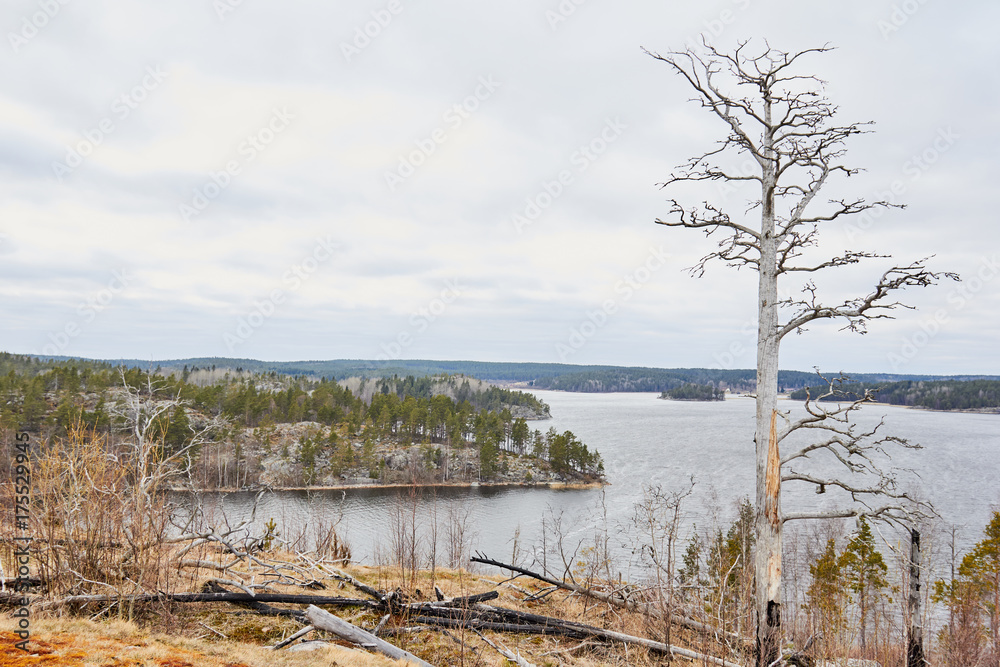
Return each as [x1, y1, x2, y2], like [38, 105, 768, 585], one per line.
[778, 259, 960, 338]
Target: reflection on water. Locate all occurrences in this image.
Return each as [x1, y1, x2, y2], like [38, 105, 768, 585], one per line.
[172, 391, 1000, 569]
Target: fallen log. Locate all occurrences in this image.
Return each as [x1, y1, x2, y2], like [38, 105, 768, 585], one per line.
[471, 553, 749, 647]
[228, 596, 304, 619]
[410, 616, 584, 637]
[271, 625, 315, 650]
[412, 606, 743, 666]
[447, 590, 499, 605]
[473, 628, 538, 667]
[407, 590, 498, 611]
[35, 592, 377, 610]
[305, 604, 435, 667]
[322, 567, 386, 603]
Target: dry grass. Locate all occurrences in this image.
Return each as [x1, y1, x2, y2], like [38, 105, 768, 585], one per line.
[0, 616, 412, 667]
[3, 561, 731, 667]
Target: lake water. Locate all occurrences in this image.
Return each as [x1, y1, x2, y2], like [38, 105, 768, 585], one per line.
[178, 391, 1000, 573]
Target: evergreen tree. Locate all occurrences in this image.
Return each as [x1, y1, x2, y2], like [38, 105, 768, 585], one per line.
[946, 511, 1000, 664]
[161, 404, 192, 454]
[511, 417, 530, 454]
[85, 396, 111, 431]
[679, 528, 703, 588]
[51, 392, 83, 435]
[806, 538, 847, 656]
[479, 436, 499, 481]
[959, 512, 1000, 664]
[21, 377, 47, 430]
[839, 517, 889, 652]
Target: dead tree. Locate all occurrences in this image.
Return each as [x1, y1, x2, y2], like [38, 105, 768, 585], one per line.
[108, 368, 225, 499]
[645, 40, 956, 666]
[907, 529, 927, 667]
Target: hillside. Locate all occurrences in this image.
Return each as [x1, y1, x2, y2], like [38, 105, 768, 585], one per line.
[0, 354, 603, 490]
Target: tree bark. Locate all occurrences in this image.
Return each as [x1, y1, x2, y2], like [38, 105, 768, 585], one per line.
[754, 98, 783, 667]
[907, 529, 926, 667]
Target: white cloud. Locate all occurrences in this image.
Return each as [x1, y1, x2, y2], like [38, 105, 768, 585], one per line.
[0, 0, 996, 374]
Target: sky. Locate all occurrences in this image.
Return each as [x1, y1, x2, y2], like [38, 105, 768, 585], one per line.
[1, 0, 997, 376]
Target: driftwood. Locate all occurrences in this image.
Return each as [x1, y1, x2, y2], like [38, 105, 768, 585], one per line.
[305, 604, 435, 667]
[471, 553, 750, 647]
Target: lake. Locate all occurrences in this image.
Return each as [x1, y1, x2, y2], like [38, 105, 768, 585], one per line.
[177, 391, 1000, 574]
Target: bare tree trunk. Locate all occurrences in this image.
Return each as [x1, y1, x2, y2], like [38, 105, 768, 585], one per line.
[754, 101, 783, 667]
[646, 41, 954, 667]
[907, 528, 926, 667]
[305, 605, 435, 667]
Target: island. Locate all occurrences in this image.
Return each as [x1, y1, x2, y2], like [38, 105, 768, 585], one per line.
[659, 383, 726, 401]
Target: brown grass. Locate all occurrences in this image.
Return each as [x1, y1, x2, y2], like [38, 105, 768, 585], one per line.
[3, 561, 728, 667]
[0, 617, 412, 667]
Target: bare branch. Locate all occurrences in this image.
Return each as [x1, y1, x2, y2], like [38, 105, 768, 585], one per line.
[782, 505, 914, 524]
[778, 259, 960, 338]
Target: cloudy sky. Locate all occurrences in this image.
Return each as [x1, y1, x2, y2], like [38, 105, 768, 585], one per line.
[1, 0, 997, 375]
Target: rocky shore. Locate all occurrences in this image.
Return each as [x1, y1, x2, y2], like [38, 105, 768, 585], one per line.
[182, 420, 603, 491]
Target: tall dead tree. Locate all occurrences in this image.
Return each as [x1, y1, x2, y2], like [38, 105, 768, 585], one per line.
[646, 41, 955, 666]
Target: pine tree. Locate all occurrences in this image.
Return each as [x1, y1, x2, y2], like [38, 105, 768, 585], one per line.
[679, 528, 703, 589]
[957, 511, 1000, 664]
[51, 392, 83, 435]
[21, 377, 47, 430]
[479, 436, 499, 481]
[161, 404, 191, 454]
[806, 538, 847, 656]
[839, 517, 889, 653]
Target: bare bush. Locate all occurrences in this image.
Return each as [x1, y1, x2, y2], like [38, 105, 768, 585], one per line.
[8, 426, 173, 597]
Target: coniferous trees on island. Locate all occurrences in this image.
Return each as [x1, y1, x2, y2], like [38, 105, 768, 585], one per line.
[0, 353, 603, 488]
[660, 383, 725, 401]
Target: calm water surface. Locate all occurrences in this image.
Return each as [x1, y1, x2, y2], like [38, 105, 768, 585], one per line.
[178, 391, 1000, 568]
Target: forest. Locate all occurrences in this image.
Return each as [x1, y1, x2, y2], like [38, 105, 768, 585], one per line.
[0, 352, 603, 488]
[40, 353, 985, 394]
[789, 378, 1000, 411]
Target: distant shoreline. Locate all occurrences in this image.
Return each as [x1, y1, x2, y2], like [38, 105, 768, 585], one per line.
[778, 395, 1000, 414]
[170, 480, 607, 493]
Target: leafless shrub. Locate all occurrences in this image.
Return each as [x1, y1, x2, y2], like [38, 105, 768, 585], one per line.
[312, 515, 352, 563]
[9, 426, 174, 597]
[445, 505, 475, 571]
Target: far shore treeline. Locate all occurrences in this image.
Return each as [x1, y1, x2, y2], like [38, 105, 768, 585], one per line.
[789, 378, 1000, 412]
[26, 353, 1000, 395]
